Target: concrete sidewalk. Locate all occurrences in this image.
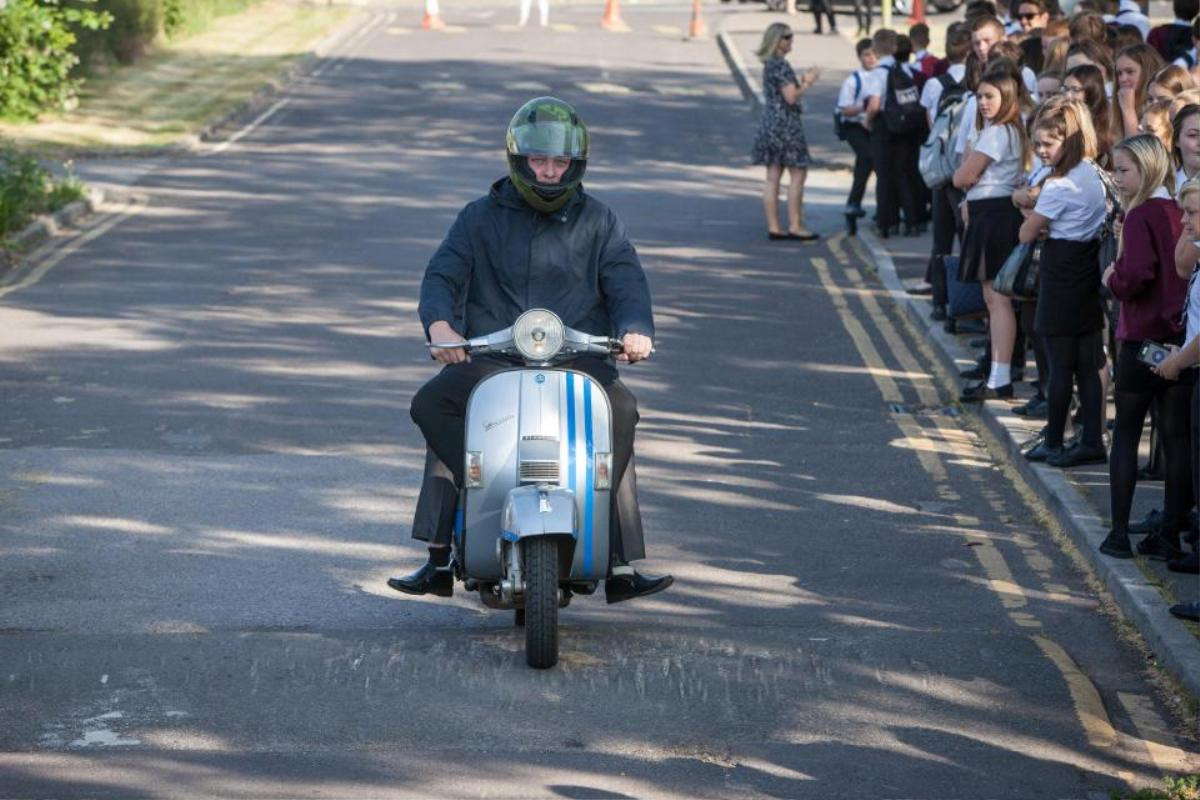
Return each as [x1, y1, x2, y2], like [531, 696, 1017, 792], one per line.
[719, 9, 1200, 701]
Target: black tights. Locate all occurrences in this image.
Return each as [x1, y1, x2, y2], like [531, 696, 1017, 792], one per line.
[1043, 331, 1104, 449]
[1109, 343, 1196, 536]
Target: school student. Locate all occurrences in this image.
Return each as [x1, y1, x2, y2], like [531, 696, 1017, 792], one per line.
[1156, 176, 1200, 582]
[837, 38, 878, 219]
[953, 63, 1029, 401]
[1148, 0, 1200, 63]
[1098, 134, 1194, 559]
[1018, 99, 1108, 463]
[865, 29, 927, 237]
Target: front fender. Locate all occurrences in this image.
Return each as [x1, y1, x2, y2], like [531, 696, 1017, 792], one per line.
[501, 485, 578, 541]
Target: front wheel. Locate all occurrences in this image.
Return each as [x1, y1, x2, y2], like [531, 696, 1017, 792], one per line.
[523, 537, 559, 669]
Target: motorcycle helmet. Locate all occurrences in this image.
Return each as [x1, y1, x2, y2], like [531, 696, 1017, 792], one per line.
[506, 97, 588, 213]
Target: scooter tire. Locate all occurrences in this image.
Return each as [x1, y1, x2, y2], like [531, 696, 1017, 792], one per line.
[524, 537, 559, 669]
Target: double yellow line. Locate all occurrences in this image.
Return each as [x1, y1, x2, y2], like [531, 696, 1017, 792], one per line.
[812, 232, 1195, 781]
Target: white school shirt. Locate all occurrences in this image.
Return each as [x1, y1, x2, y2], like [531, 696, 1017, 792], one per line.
[1033, 161, 1107, 240]
[965, 122, 1026, 201]
[1174, 48, 1197, 69]
[954, 75, 1039, 156]
[1186, 264, 1200, 342]
[836, 69, 872, 128]
[920, 62, 966, 122]
[863, 55, 896, 110]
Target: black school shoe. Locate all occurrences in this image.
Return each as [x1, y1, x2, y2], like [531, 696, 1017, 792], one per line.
[1136, 531, 1184, 561]
[1013, 395, 1048, 419]
[1169, 600, 1200, 622]
[605, 571, 674, 604]
[1046, 443, 1107, 468]
[1024, 441, 1063, 462]
[1168, 551, 1199, 574]
[1099, 530, 1133, 558]
[387, 560, 454, 597]
[960, 381, 1013, 402]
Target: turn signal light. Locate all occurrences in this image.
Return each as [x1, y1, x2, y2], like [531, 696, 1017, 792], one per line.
[466, 451, 483, 487]
[594, 452, 612, 490]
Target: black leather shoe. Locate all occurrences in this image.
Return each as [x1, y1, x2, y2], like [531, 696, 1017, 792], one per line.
[960, 361, 987, 380]
[605, 571, 674, 604]
[1169, 600, 1200, 621]
[960, 381, 1013, 402]
[1013, 395, 1048, 419]
[1129, 508, 1162, 535]
[1099, 530, 1133, 558]
[1137, 532, 1184, 561]
[1046, 443, 1107, 468]
[387, 561, 454, 597]
[1024, 441, 1063, 463]
[1167, 551, 1199, 574]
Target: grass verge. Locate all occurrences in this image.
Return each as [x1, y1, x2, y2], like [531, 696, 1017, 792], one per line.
[0, 0, 350, 154]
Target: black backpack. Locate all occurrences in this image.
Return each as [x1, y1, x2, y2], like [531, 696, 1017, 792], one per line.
[882, 64, 928, 136]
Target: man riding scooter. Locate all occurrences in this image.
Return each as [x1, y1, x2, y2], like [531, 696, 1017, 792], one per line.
[388, 97, 674, 604]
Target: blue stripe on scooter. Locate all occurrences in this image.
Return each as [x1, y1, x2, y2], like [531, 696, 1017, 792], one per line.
[583, 379, 594, 575]
[565, 369, 577, 511]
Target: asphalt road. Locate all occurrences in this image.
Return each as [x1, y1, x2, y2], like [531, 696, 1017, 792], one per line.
[0, 5, 1196, 798]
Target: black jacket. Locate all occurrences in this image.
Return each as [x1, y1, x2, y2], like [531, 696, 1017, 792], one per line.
[418, 178, 654, 341]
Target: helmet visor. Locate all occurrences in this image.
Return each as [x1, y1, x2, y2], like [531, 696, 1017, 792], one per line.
[508, 119, 588, 158]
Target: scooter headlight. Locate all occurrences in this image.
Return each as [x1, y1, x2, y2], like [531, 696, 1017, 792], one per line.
[512, 309, 565, 362]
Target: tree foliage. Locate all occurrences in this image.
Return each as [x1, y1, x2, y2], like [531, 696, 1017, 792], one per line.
[0, 0, 112, 121]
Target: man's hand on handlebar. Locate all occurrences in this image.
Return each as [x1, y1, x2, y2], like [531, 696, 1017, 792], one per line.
[618, 332, 652, 364]
[428, 321, 470, 364]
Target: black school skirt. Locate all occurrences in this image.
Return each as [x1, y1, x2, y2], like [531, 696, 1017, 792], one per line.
[1035, 237, 1104, 336]
[959, 197, 1023, 283]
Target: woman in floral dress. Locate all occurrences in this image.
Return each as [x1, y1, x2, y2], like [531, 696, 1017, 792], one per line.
[752, 23, 821, 241]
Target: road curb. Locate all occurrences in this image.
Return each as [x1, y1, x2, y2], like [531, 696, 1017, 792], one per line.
[1, 186, 107, 269]
[858, 228, 1200, 702]
[717, 29, 765, 111]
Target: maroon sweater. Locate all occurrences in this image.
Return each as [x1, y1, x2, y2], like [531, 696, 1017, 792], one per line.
[1110, 197, 1188, 343]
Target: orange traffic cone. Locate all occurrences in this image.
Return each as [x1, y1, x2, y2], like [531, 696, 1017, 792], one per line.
[601, 0, 629, 31]
[421, 0, 446, 30]
[688, 0, 707, 38]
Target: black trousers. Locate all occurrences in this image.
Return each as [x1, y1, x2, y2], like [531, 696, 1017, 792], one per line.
[1043, 331, 1105, 450]
[871, 127, 922, 230]
[926, 183, 963, 305]
[1109, 342, 1196, 536]
[409, 356, 641, 558]
[811, 0, 836, 31]
[844, 124, 872, 211]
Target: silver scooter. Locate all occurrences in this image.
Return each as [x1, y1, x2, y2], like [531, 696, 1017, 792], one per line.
[429, 308, 631, 669]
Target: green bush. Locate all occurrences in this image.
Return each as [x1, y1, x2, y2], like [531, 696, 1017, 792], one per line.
[0, 0, 111, 120]
[0, 147, 87, 238]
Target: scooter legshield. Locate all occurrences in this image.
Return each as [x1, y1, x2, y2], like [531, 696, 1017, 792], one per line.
[462, 368, 611, 582]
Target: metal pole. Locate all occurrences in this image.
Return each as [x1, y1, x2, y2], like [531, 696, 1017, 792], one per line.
[881, 0, 891, 31]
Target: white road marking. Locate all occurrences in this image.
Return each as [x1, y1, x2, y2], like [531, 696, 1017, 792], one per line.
[504, 81, 552, 91]
[575, 82, 633, 95]
[418, 81, 468, 92]
[0, 195, 148, 300]
[205, 98, 291, 155]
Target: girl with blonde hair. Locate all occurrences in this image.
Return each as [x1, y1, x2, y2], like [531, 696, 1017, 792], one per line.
[1147, 63, 1196, 103]
[1018, 100, 1109, 466]
[751, 23, 820, 240]
[1099, 133, 1194, 559]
